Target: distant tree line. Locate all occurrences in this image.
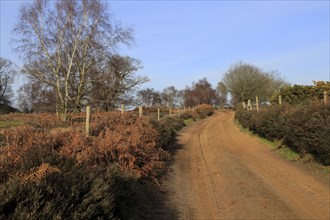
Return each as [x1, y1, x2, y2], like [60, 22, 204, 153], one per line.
[137, 78, 221, 108]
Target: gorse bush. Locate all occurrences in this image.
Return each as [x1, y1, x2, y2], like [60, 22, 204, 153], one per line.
[235, 102, 330, 165]
[234, 107, 254, 128]
[0, 104, 214, 218]
[194, 104, 214, 118]
[248, 105, 288, 141]
[179, 111, 196, 120]
[284, 103, 330, 164]
[271, 81, 330, 105]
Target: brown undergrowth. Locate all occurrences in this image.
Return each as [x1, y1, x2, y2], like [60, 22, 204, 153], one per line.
[0, 104, 214, 219]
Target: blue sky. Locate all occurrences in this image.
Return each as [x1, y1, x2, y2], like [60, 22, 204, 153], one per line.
[1, 0, 329, 94]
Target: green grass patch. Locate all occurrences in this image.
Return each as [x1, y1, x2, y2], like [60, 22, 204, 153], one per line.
[320, 166, 330, 173]
[183, 118, 194, 126]
[234, 119, 330, 175]
[234, 119, 299, 161]
[256, 136, 278, 149]
[277, 146, 300, 161]
[0, 121, 24, 128]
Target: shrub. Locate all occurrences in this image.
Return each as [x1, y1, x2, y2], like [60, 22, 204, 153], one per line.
[179, 112, 195, 120]
[271, 81, 330, 105]
[235, 102, 330, 165]
[163, 116, 185, 131]
[284, 103, 330, 164]
[248, 105, 288, 141]
[195, 104, 214, 118]
[235, 107, 254, 128]
[149, 118, 177, 151]
[0, 162, 140, 219]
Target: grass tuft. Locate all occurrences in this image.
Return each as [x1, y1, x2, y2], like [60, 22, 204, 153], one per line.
[183, 118, 194, 126]
[0, 121, 24, 128]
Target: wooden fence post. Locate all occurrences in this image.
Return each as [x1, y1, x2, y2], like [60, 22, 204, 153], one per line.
[85, 106, 91, 137]
[324, 91, 328, 104]
[169, 108, 172, 116]
[139, 106, 143, 117]
[256, 96, 259, 111]
[242, 102, 246, 109]
[158, 108, 160, 120]
[247, 99, 251, 110]
[279, 95, 282, 105]
[121, 104, 124, 115]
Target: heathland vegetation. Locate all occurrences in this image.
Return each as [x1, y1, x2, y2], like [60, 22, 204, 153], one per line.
[0, 105, 214, 219]
[235, 82, 330, 165]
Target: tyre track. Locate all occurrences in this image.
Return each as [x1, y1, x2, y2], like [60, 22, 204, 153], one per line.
[196, 118, 222, 218]
[167, 111, 330, 219]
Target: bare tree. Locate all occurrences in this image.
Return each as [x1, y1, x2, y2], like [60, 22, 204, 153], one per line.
[90, 55, 148, 111]
[13, 0, 133, 119]
[161, 86, 179, 108]
[137, 88, 161, 107]
[222, 61, 287, 104]
[176, 90, 185, 108]
[216, 81, 228, 107]
[17, 79, 57, 113]
[183, 78, 217, 107]
[0, 57, 15, 105]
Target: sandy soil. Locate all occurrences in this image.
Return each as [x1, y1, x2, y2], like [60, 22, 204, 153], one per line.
[165, 110, 329, 220]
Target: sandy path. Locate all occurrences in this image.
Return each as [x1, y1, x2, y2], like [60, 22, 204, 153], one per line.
[167, 110, 329, 219]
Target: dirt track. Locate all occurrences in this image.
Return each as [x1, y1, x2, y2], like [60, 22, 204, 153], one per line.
[166, 110, 330, 219]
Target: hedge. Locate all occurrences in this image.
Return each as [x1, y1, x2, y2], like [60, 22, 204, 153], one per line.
[235, 102, 330, 165]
